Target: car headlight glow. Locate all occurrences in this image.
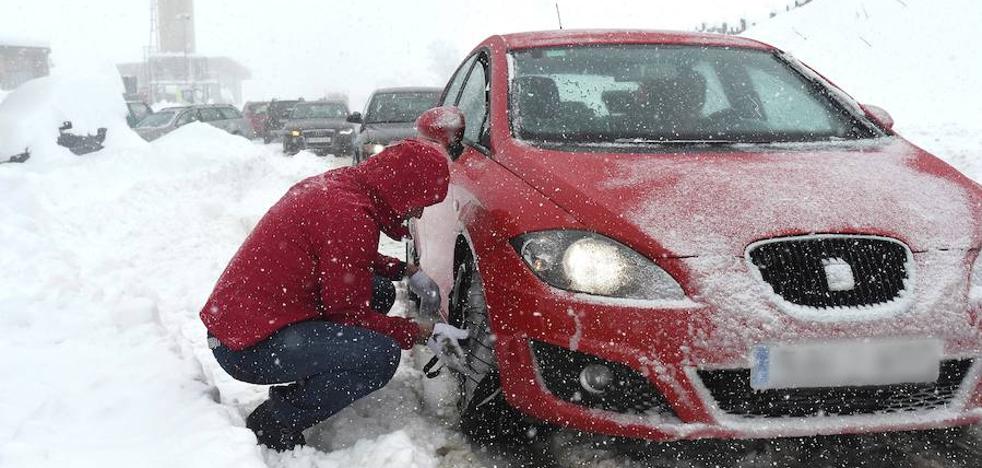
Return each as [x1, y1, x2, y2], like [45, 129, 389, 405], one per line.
[289, 129, 301, 137]
[513, 231, 685, 301]
[339, 128, 354, 135]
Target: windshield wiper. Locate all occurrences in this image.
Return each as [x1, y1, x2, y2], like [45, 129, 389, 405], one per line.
[613, 138, 744, 145]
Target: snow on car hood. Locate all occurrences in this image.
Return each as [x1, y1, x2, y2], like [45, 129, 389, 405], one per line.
[499, 137, 981, 258]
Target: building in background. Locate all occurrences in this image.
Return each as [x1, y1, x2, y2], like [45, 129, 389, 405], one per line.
[117, 0, 250, 105]
[0, 38, 50, 91]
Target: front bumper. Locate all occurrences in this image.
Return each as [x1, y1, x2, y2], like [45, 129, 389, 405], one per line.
[481, 249, 982, 442]
[284, 131, 354, 155]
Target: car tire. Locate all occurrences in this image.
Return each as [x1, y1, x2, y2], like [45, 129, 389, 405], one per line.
[450, 254, 548, 447]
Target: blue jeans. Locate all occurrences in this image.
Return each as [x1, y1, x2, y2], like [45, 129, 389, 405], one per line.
[211, 276, 401, 431]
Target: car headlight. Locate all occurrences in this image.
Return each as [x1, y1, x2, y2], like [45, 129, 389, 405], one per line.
[512, 231, 685, 300]
[362, 143, 385, 156]
[339, 128, 354, 135]
[289, 129, 302, 137]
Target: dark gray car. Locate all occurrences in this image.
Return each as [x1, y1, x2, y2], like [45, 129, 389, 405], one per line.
[348, 87, 441, 164]
[281, 100, 356, 157]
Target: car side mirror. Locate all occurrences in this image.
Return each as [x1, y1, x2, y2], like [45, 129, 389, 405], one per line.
[415, 106, 465, 160]
[346, 112, 363, 124]
[861, 104, 894, 131]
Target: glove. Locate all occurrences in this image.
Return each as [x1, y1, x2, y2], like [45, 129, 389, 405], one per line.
[426, 323, 470, 372]
[408, 270, 441, 316]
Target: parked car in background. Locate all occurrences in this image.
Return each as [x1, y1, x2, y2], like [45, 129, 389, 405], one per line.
[242, 101, 269, 139]
[349, 87, 441, 163]
[126, 101, 153, 128]
[133, 104, 254, 142]
[281, 99, 356, 157]
[262, 99, 303, 143]
[412, 30, 982, 445]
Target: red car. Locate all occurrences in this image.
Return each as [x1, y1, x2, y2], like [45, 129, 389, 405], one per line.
[242, 101, 269, 138]
[411, 30, 982, 443]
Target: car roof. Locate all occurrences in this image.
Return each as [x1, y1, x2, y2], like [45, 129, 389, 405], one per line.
[494, 29, 774, 51]
[371, 86, 443, 95]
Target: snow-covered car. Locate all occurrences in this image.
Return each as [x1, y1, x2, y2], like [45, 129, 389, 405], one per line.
[134, 104, 254, 142]
[349, 87, 441, 164]
[411, 30, 982, 443]
[281, 100, 356, 157]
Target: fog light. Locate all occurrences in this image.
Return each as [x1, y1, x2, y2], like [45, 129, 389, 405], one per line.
[579, 364, 614, 394]
[289, 130, 301, 137]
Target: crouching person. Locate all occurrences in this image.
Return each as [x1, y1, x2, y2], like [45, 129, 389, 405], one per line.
[199, 108, 465, 451]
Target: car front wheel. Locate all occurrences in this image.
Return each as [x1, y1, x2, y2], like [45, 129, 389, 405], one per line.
[450, 254, 547, 447]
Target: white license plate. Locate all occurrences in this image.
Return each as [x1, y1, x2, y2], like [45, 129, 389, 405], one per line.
[750, 339, 942, 390]
[306, 137, 332, 143]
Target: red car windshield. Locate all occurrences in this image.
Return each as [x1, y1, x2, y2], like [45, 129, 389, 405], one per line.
[509, 45, 882, 145]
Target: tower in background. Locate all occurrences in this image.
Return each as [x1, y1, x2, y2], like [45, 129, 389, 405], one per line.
[158, 0, 196, 54]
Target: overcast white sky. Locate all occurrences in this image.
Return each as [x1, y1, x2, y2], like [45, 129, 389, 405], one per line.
[0, 0, 791, 107]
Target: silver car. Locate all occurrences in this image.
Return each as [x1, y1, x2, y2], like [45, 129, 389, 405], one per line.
[134, 104, 255, 142]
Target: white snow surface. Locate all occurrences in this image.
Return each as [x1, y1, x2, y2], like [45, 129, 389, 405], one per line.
[0, 78, 478, 466]
[4, 3, 982, 467]
[0, 69, 146, 166]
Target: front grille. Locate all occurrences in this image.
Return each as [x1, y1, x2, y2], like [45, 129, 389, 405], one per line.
[698, 359, 973, 419]
[303, 129, 335, 139]
[747, 235, 911, 308]
[531, 341, 674, 415]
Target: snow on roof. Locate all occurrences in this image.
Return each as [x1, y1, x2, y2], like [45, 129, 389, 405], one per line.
[496, 29, 774, 51]
[0, 33, 50, 49]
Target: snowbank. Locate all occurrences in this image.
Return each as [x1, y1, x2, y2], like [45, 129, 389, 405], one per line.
[744, 0, 982, 131]
[1, 113, 463, 466]
[0, 69, 146, 168]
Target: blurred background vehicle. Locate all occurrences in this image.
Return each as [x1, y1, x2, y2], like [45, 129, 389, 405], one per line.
[242, 101, 269, 139]
[126, 100, 153, 128]
[281, 99, 356, 157]
[134, 104, 254, 141]
[349, 87, 441, 164]
[262, 98, 302, 143]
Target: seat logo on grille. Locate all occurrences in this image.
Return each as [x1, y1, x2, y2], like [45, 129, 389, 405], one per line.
[822, 258, 856, 292]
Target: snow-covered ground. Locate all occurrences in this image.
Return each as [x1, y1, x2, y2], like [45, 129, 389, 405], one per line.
[3, 1, 982, 466]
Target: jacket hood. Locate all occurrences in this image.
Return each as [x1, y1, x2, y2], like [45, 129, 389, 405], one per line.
[353, 138, 450, 238]
[497, 137, 982, 257]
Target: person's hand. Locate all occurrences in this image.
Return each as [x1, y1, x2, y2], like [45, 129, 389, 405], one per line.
[426, 323, 470, 372]
[405, 262, 419, 278]
[408, 270, 440, 316]
[415, 321, 434, 345]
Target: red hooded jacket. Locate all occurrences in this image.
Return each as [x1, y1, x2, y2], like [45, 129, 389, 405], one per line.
[200, 139, 450, 351]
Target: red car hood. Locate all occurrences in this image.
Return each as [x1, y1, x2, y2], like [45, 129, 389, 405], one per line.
[497, 137, 981, 257]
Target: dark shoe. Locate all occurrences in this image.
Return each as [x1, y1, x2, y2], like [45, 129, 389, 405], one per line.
[246, 402, 306, 451]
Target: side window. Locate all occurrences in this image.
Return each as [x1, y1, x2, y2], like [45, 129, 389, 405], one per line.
[442, 54, 478, 106]
[175, 110, 197, 127]
[219, 107, 242, 120]
[198, 108, 224, 122]
[456, 55, 489, 144]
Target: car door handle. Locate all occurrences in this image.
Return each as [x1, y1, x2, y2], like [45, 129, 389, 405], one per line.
[453, 200, 460, 212]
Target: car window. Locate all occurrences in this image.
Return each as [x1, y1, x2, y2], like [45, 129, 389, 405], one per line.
[136, 110, 175, 128]
[364, 92, 439, 123]
[509, 45, 879, 145]
[198, 108, 224, 122]
[442, 54, 478, 107]
[218, 107, 242, 120]
[128, 103, 151, 121]
[246, 102, 268, 114]
[456, 55, 489, 144]
[290, 102, 348, 119]
[175, 110, 197, 127]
